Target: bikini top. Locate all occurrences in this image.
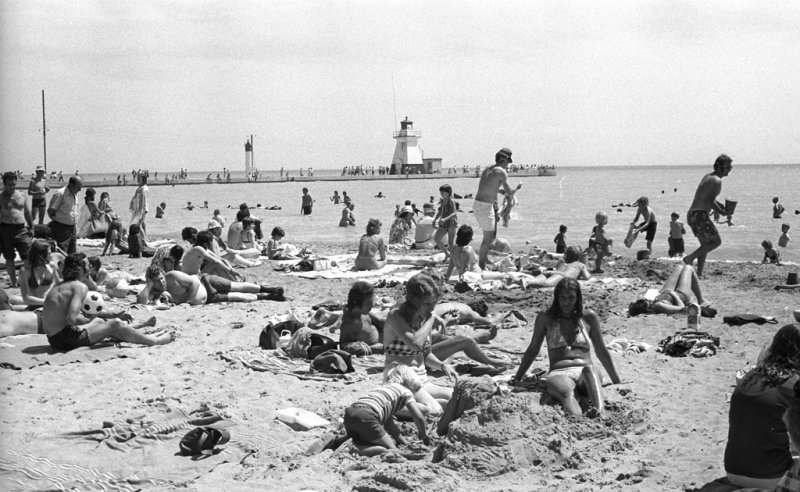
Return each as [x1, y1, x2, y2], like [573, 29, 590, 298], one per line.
[547, 317, 590, 351]
[28, 265, 54, 290]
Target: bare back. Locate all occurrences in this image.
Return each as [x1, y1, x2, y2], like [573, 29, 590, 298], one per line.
[181, 246, 207, 275]
[164, 271, 205, 305]
[475, 165, 511, 203]
[42, 280, 87, 336]
[339, 310, 381, 345]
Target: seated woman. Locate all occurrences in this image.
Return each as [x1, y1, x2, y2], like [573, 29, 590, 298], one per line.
[513, 277, 621, 417]
[444, 225, 483, 280]
[628, 263, 709, 316]
[388, 206, 415, 248]
[18, 240, 60, 307]
[339, 203, 356, 227]
[354, 219, 387, 271]
[724, 323, 799, 489]
[128, 224, 155, 258]
[383, 272, 456, 416]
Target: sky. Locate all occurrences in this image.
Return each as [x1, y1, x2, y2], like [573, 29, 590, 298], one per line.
[1, 0, 799, 174]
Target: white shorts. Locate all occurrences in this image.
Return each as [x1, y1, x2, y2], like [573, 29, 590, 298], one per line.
[473, 200, 495, 232]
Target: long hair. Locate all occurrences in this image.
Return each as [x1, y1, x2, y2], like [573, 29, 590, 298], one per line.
[404, 272, 441, 305]
[547, 277, 583, 321]
[28, 240, 51, 268]
[747, 324, 800, 388]
[628, 298, 653, 317]
[346, 281, 374, 310]
[62, 253, 87, 282]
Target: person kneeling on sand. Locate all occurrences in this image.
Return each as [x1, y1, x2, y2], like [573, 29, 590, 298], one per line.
[339, 281, 386, 356]
[724, 323, 800, 489]
[344, 364, 429, 457]
[42, 253, 174, 351]
[513, 277, 621, 418]
[138, 265, 284, 305]
[628, 263, 711, 317]
[354, 219, 387, 271]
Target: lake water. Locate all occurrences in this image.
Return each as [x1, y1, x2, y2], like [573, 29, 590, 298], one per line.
[83, 164, 799, 263]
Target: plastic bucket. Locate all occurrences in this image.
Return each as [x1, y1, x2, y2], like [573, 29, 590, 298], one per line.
[724, 199, 738, 216]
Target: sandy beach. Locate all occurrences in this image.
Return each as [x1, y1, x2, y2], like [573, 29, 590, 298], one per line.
[1, 239, 798, 491]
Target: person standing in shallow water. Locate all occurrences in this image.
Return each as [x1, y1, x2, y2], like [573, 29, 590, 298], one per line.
[683, 154, 733, 277]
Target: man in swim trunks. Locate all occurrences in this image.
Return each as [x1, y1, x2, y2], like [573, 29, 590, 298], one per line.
[28, 166, 50, 225]
[138, 265, 284, 305]
[473, 148, 517, 269]
[42, 253, 173, 352]
[683, 154, 733, 277]
[0, 172, 34, 287]
[339, 281, 385, 356]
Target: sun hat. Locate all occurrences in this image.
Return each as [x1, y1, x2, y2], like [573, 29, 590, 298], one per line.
[399, 205, 414, 216]
[207, 219, 221, 230]
[497, 147, 513, 163]
[35, 166, 45, 173]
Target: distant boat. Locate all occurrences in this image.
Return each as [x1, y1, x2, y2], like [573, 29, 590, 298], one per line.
[538, 166, 557, 176]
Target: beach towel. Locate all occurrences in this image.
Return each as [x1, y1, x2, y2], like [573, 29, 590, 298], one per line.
[657, 331, 720, 357]
[0, 334, 137, 369]
[219, 348, 382, 383]
[722, 314, 779, 326]
[606, 339, 654, 354]
[0, 407, 255, 491]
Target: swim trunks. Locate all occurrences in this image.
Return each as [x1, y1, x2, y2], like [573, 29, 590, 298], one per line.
[31, 197, 46, 208]
[198, 274, 232, 304]
[47, 325, 91, 351]
[301, 206, 312, 215]
[642, 221, 658, 242]
[472, 200, 495, 232]
[344, 404, 386, 443]
[687, 210, 719, 245]
[0, 223, 31, 261]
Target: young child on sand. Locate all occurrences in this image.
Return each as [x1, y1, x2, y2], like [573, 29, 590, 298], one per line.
[389, 206, 415, 248]
[445, 225, 482, 280]
[762, 240, 781, 265]
[773, 196, 786, 219]
[591, 211, 612, 274]
[354, 219, 386, 271]
[266, 226, 300, 260]
[668, 212, 686, 258]
[433, 184, 458, 259]
[101, 220, 128, 256]
[553, 225, 567, 254]
[779, 223, 791, 248]
[339, 203, 355, 227]
[343, 364, 429, 457]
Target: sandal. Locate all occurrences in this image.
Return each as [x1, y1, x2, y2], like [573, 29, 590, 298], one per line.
[179, 427, 231, 456]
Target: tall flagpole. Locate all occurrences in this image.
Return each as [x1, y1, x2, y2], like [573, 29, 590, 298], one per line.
[41, 90, 47, 173]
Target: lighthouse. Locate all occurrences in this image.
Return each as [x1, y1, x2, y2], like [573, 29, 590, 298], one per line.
[390, 117, 423, 174]
[244, 136, 254, 175]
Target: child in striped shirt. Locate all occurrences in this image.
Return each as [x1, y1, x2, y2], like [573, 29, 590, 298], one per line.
[344, 364, 429, 456]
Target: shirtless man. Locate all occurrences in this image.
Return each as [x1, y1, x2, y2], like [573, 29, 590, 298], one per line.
[1, 172, 33, 287]
[683, 154, 733, 277]
[137, 265, 284, 305]
[28, 166, 50, 224]
[339, 281, 385, 356]
[632, 196, 657, 252]
[473, 148, 517, 269]
[42, 253, 173, 351]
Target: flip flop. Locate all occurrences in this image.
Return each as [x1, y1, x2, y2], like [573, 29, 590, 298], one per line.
[179, 427, 231, 456]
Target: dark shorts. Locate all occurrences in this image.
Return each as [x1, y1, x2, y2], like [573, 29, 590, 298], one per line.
[344, 404, 385, 443]
[199, 274, 232, 304]
[47, 325, 91, 352]
[0, 223, 31, 261]
[642, 221, 658, 242]
[49, 220, 77, 254]
[31, 197, 46, 209]
[687, 210, 719, 245]
[302, 206, 313, 215]
[668, 237, 685, 255]
[555, 244, 566, 254]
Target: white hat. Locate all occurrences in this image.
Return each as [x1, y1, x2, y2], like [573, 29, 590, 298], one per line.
[399, 205, 414, 216]
[207, 219, 222, 229]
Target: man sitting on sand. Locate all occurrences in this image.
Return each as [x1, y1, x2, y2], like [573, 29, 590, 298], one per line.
[42, 253, 174, 351]
[137, 264, 284, 305]
[339, 281, 385, 356]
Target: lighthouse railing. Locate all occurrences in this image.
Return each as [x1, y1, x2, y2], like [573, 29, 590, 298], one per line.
[393, 130, 422, 138]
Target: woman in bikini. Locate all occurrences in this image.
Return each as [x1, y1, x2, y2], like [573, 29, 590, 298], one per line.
[513, 277, 621, 417]
[19, 240, 60, 307]
[382, 272, 457, 416]
[355, 219, 386, 271]
[628, 263, 710, 316]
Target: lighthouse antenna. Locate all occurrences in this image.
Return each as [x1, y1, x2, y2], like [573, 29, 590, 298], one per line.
[392, 73, 398, 132]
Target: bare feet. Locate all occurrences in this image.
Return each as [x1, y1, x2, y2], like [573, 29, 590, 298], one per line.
[142, 316, 157, 328]
[154, 331, 176, 345]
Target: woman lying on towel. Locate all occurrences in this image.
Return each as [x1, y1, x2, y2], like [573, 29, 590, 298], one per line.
[513, 277, 622, 418]
[382, 272, 456, 417]
[724, 323, 800, 489]
[628, 264, 711, 317]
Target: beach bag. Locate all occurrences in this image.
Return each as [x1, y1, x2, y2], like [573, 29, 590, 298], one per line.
[308, 333, 339, 359]
[259, 316, 304, 350]
[285, 327, 314, 358]
[311, 349, 355, 374]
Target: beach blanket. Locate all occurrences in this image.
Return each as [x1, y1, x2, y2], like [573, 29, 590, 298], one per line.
[0, 334, 137, 370]
[606, 338, 654, 354]
[218, 348, 385, 383]
[657, 331, 720, 357]
[0, 406, 257, 491]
